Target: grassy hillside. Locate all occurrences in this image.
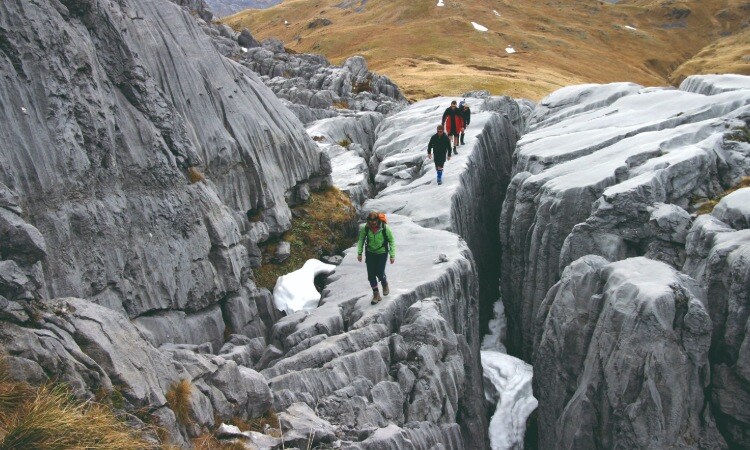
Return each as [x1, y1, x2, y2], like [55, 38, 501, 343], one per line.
[224, 0, 750, 100]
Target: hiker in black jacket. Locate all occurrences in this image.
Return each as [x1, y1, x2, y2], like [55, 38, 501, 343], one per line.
[427, 124, 452, 185]
[441, 100, 464, 155]
[459, 100, 471, 145]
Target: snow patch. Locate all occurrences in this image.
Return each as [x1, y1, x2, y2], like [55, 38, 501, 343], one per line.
[481, 300, 507, 353]
[437, 0, 444, 6]
[273, 259, 336, 315]
[472, 22, 489, 32]
[482, 351, 537, 450]
[624, 25, 637, 30]
[505, 46, 516, 54]
[493, 10, 501, 17]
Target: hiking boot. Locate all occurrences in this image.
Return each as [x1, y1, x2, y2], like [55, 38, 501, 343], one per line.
[437, 179, 443, 185]
[460, 134, 465, 145]
[371, 290, 382, 304]
[453, 146, 458, 155]
[382, 283, 390, 296]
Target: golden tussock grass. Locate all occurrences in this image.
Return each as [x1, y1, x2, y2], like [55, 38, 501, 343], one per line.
[0, 362, 151, 450]
[253, 187, 357, 289]
[165, 379, 193, 426]
[193, 434, 248, 450]
[230, 408, 281, 437]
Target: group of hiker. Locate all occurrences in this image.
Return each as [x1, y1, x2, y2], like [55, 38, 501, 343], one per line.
[428, 100, 471, 185]
[357, 100, 471, 304]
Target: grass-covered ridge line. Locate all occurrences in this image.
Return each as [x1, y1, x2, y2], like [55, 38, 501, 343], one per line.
[254, 187, 358, 290]
[224, 0, 750, 101]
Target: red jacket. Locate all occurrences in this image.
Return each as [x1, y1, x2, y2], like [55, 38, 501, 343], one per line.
[442, 107, 464, 133]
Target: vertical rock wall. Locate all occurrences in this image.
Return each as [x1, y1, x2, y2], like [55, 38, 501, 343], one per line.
[499, 75, 750, 448]
[0, 0, 329, 348]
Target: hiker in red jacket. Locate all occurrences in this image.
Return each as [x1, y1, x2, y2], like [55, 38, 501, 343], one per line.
[442, 100, 464, 155]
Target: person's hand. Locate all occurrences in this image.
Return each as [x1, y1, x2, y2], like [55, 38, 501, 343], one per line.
[428, 154, 432, 159]
[390, 258, 395, 264]
[357, 255, 362, 262]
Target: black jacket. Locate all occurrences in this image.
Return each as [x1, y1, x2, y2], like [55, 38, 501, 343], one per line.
[461, 106, 471, 126]
[428, 133, 452, 158]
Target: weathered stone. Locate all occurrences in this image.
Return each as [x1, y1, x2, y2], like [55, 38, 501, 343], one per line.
[534, 257, 725, 449]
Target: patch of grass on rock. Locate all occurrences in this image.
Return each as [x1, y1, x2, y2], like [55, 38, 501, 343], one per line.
[254, 187, 357, 290]
[695, 176, 750, 215]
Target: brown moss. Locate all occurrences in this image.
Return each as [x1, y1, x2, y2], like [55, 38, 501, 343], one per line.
[253, 187, 357, 290]
[695, 176, 750, 215]
[332, 100, 349, 109]
[188, 166, 206, 184]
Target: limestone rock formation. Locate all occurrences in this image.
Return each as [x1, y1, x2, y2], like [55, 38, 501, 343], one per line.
[258, 214, 488, 449]
[1, 0, 326, 444]
[504, 75, 750, 449]
[307, 111, 383, 210]
[684, 190, 750, 448]
[500, 76, 750, 359]
[534, 257, 724, 449]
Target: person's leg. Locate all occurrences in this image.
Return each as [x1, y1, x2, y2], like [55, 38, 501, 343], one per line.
[460, 128, 465, 145]
[452, 134, 459, 154]
[365, 252, 378, 290]
[366, 252, 382, 303]
[435, 163, 444, 184]
[374, 252, 389, 295]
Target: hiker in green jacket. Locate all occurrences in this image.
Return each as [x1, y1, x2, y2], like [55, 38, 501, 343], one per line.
[357, 211, 396, 304]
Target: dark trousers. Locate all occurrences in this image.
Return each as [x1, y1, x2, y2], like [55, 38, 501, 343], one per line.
[365, 251, 388, 289]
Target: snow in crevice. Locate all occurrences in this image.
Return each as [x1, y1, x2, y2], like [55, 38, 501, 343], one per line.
[481, 299, 537, 450]
[273, 259, 336, 315]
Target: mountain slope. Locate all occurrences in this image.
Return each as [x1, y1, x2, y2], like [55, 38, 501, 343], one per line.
[206, 0, 281, 17]
[225, 0, 750, 100]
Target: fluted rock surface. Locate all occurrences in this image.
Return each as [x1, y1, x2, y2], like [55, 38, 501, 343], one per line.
[500, 75, 750, 359]
[0, 0, 328, 347]
[258, 215, 487, 450]
[534, 257, 724, 449]
[684, 190, 750, 448]
[306, 111, 383, 210]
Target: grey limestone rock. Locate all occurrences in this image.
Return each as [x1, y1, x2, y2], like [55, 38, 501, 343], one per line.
[238, 28, 261, 48]
[683, 206, 750, 448]
[500, 75, 750, 359]
[265, 215, 487, 449]
[534, 257, 725, 449]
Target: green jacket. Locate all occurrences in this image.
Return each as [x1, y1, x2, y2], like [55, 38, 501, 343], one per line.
[357, 224, 396, 258]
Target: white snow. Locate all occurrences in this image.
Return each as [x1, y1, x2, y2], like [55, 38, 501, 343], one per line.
[482, 351, 537, 450]
[472, 22, 489, 32]
[494, 10, 501, 16]
[241, 47, 248, 53]
[481, 300, 508, 353]
[505, 46, 516, 54]
[273, 259, 336, 315]
[624, 25, 637, 30]
[437, 0, 444, 6]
